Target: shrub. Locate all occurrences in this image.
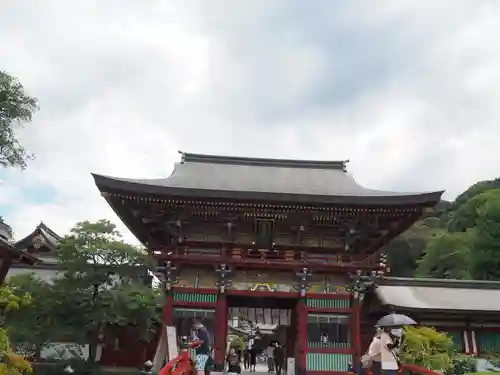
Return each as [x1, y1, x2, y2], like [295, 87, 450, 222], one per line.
[400, 326, 454, 371]
[450, 354, 476, 375]
[0, 328, 32, 375]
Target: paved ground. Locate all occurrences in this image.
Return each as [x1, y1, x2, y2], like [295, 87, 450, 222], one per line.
[241, 363, 268, 374]
[241, 363, 287, 375]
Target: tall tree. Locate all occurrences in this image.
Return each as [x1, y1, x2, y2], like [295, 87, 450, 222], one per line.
[0, 71, 38, 169]
[448, 189, 500, 233]
[54, 220, 161, 363]
[452, 179, 500, 211]
[385, 208, 448, 277]
[416, 231, 472, 279]
[469, 192, 500, 280]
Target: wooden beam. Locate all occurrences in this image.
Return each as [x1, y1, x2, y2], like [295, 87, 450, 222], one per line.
[0, 256, 13, 284]
[156, 254, 381, 272]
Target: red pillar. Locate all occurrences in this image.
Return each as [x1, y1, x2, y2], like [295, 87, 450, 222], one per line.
[351, 298, 361, 369]
[214, 293, 228, 370]
[296, 298, 307, 375]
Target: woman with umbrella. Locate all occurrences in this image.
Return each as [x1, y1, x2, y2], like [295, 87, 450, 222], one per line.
[376, 313, 417, 375]
[361, 327, 382, 375]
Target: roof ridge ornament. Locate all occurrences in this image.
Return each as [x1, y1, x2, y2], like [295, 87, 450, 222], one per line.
[178, 151, 349, 171]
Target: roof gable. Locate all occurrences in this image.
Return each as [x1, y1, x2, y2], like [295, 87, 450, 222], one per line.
[15, 222, 61, 253]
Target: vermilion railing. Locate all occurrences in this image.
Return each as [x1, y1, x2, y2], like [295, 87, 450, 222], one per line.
[158, 340, 200, 375]
[399, 363, 443, 375]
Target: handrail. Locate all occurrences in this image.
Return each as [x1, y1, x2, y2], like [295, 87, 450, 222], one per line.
[158, 340, 201, 375]
[365, 363, 443, 375]
[399, 363, 443, 375]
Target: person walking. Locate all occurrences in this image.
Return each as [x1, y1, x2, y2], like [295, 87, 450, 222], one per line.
[380, 327, 400, 375]
[249, 346, 257, 372]
[362, 327, 382, 375]
[191, 317, 212, 375]
[273, 343, 284, 375]
[243, 346, 250, 371]
[266, 343, 275, 372]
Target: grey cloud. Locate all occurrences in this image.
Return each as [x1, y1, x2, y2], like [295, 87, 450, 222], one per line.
[1, 0, 500, 240]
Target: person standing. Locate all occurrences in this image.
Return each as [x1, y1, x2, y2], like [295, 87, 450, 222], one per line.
[273, 343, 284, 375]
[266, 343, 275, 372]
[191, 317, 212, 375]
[380, 327, 400, 375]
[243, 345, 250, 371]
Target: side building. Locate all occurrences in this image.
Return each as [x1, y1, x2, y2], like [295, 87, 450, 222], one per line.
[0, 218, 38, 284]
[364, 277, 500, 356]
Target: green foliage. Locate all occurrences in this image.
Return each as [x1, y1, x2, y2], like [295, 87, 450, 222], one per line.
[0, 285, 32, 375]
[450, 354, 476, 375]
[0, 284, 31, 320]
[230, 336, 245, 352]
[5, 219, 161, 364]
[6, 274, 66, 353]
[469, 193, 500, 280]
[400, 326, 454, 371]
[0, 71, 38, 170]
[385, 212, 448, 277]
[448, 190, 500, 233]
[387, 180, 500, 281]
[453, 179, 500, 212]
[416, 231, 472, 279]
[53, 220, 161, 362]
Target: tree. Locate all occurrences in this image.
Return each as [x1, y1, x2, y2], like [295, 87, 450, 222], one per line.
[447, 189, 500, 233]
[54, 219, 161, 364]
[230, 336, 245, 353]
[6, 274, 63, 358]
[0, 284, 32, 375]
[452, 179, 500, 211]
[416, 231, 472, 279]
[385, 208, 448, 277]
[469, 192, 500, 280]
[0, 71, 38, 170]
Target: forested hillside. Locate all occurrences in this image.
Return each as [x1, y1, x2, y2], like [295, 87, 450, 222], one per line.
[385, 178, 500, 280]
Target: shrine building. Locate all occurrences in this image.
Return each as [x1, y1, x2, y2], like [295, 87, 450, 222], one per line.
[92, 152, 443, 374]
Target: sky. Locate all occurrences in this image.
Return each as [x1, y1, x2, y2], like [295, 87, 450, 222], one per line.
[1, 1, 499, 244]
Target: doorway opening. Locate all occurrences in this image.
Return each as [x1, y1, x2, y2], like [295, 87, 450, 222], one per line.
[227, 295, 298, 373]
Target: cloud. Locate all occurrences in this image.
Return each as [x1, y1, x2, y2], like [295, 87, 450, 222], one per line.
[1, 0, 499, 243]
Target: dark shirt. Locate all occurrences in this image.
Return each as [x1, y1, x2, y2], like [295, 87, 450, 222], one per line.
[274, 346, 284, 362]
[226, 353, 240, 366]
[195, 326, 211, 355]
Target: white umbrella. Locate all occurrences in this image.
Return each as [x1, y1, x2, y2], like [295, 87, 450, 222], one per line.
[375, 313, 417, 328]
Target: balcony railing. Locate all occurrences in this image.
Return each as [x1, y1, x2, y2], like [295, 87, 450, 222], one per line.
[153, 246, 380, 271]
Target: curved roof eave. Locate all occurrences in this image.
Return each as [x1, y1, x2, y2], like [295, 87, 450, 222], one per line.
[14, 222, 61, 250]
[92, 173, 444, 206]
[0, 237, 38, 266]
